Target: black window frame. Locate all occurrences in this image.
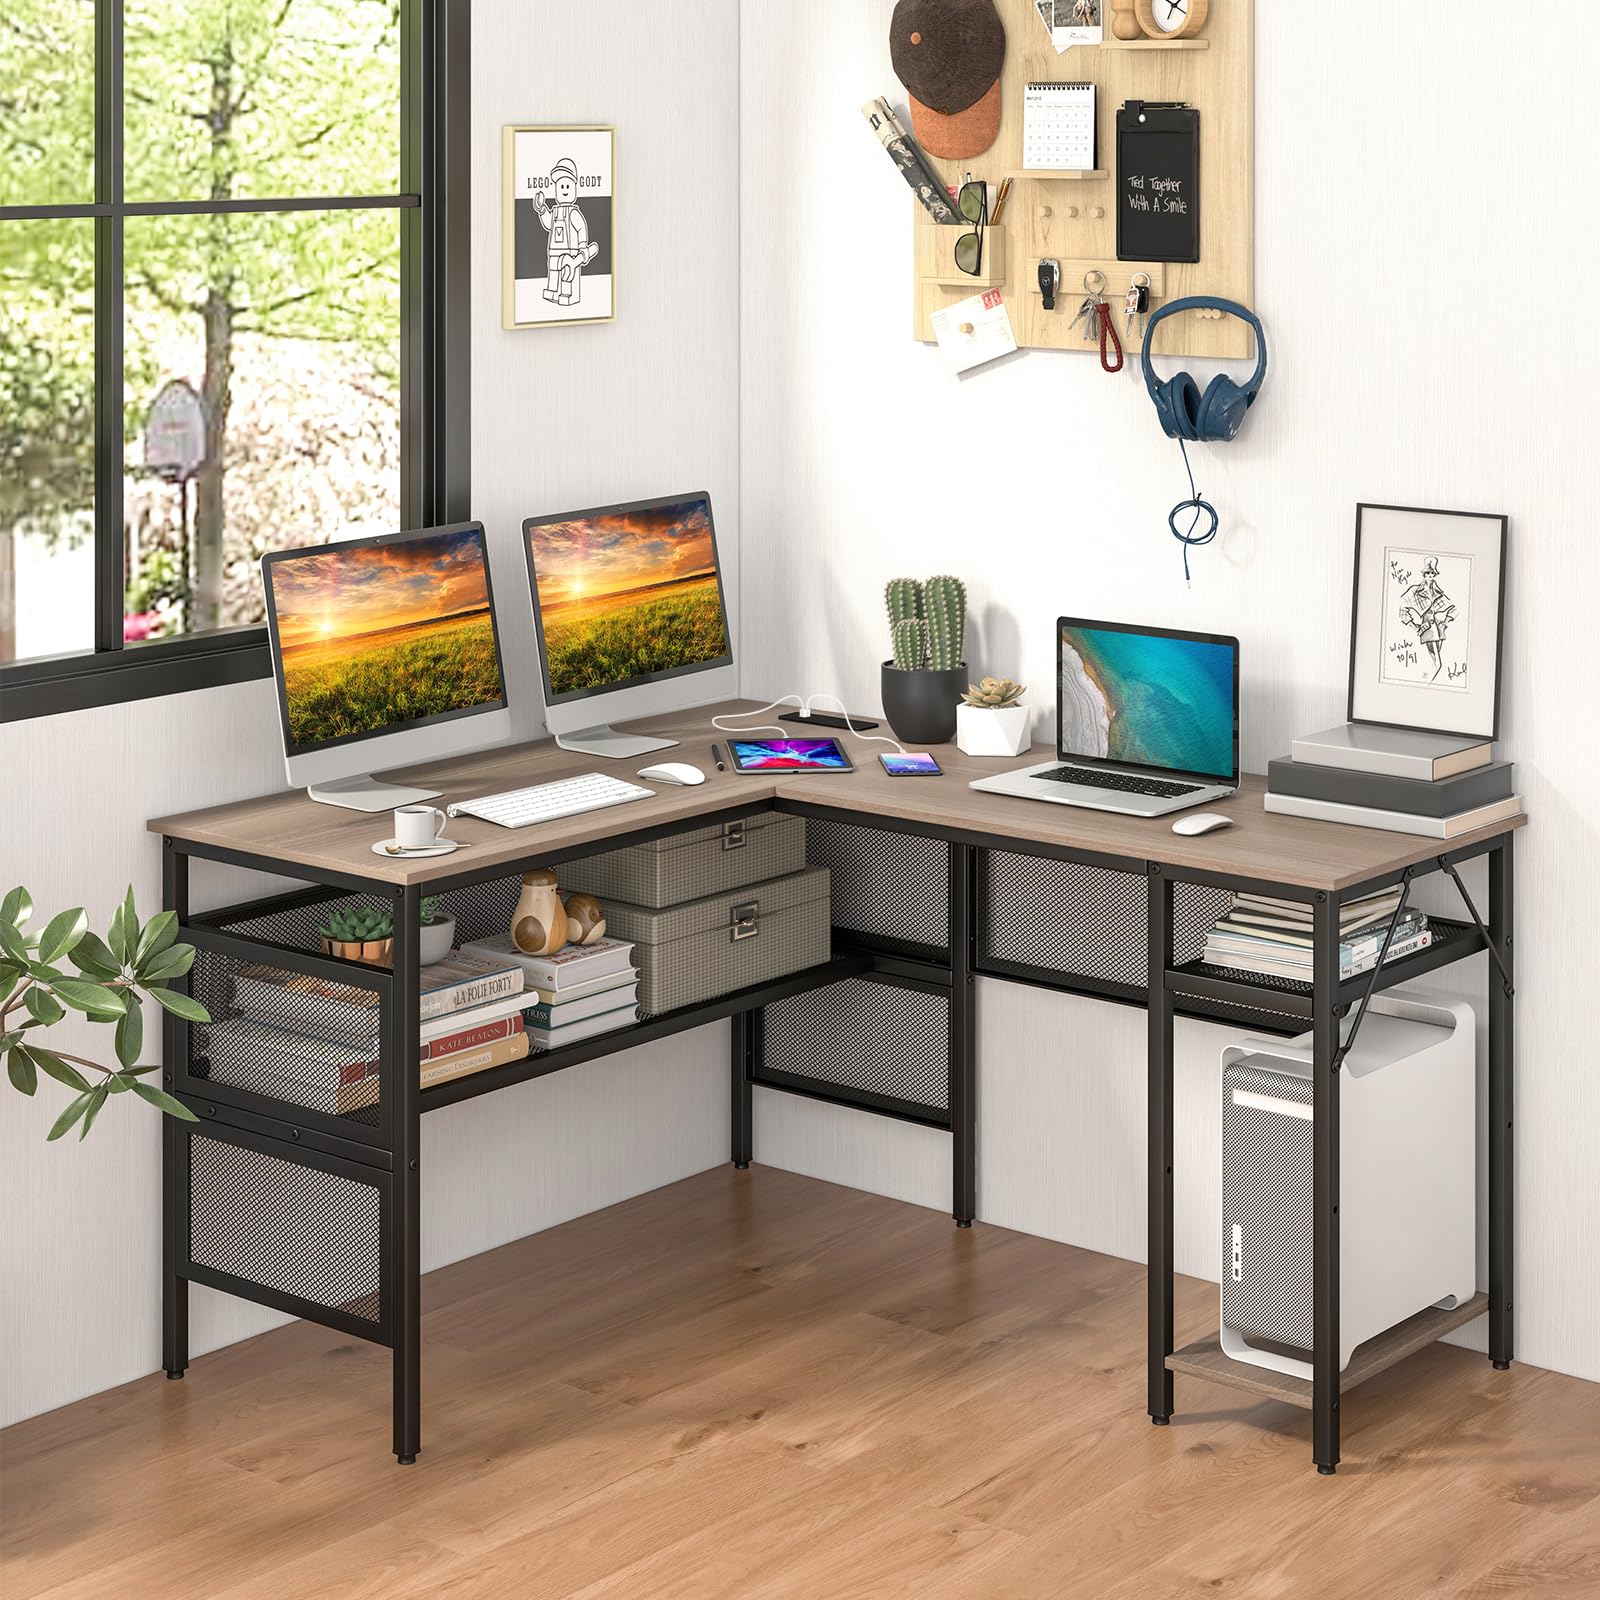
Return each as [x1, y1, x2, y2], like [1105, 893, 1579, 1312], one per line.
[0, 0, 472, 724]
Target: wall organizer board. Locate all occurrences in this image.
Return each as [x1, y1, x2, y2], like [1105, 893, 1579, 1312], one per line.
[909, 0, 1253, 360]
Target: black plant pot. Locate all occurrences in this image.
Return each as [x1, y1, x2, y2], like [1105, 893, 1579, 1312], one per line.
[880, 661, 967, 747]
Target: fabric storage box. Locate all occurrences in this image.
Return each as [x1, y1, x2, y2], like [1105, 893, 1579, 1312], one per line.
[604, 867, 830, 1014]
[560, 814, 806, 910]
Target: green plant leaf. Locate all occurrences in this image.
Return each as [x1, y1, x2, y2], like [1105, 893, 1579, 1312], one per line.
[130, 1081, 199, 1122]
[0, 887, 32, 929]
[138, 945, 195, 983]
[71, 932, 122, 979]
[133, 912, 179, 969]
[107, 1071, 131, 1093]
[24, 1046, 91, 1094]
[24, 986, 66, 1026]
[114, 993, 144, 1067]
[146, 987, 209, 1024]
[0, 921, 31, 964]
[108, 901, 128, 966]
[37, 908, 88, 966]
[78, 1082, 111, 1139]
[7, 1050, 37, 1096]
[0, 959, 24, 996]
[47, 1091, 93, 1141]
[1, 1030, 20, 1053]
[51, 977, 128, 1018]
[121, 887, 141, 967]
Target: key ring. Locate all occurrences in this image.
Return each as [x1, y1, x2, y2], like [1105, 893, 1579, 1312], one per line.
[1084, 269, 1107, 297]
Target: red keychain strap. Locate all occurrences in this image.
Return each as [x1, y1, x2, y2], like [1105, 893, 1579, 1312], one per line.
[1097, 302, 1124, 374]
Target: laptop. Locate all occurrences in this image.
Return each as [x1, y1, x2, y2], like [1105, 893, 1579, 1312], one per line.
[970, 618, 1240, 818]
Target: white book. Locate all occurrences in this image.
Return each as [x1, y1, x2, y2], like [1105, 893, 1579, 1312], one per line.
[1264, 791, 1520, 839]
[1290, 723, 1492, 781]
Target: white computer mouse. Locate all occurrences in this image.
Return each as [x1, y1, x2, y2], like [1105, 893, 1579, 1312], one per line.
[637, 762, 707, 788]
[1171, 812, 1234, 837]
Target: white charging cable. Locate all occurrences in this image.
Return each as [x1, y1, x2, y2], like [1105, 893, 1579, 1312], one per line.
[712, 693, 906, 756]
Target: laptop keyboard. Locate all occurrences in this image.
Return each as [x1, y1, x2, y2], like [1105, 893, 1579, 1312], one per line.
[1037, 765, 1204, 800]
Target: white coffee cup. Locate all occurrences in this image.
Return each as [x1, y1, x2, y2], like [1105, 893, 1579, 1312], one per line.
[394, 805, 448, 850]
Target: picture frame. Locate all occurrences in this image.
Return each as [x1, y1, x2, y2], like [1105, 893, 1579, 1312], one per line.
[502, 125, 616, 330]
[1347, 504, 1508, 741]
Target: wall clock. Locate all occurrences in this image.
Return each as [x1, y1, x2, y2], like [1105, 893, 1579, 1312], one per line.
[1135, 0, 1209, 38]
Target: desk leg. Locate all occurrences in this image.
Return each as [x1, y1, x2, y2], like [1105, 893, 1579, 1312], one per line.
[391, 885, 422, 1465]
[1147, 868, 1174, 1424]
[731, 1011, 755, 1169]
[1312, 891, 1341, 1474]
[950, 844, 977, 1228]
[162, 841, 189, 1380]
[1489, 837, 1515, 1369]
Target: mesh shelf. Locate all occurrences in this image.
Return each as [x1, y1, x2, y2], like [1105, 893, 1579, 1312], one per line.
[804, 818, 950, 953]
[188, 1133, 384, 1326]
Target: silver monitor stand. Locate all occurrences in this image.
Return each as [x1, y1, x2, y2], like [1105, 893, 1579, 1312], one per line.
[554, 725, 679, 760]
[306, 774, 443, 812]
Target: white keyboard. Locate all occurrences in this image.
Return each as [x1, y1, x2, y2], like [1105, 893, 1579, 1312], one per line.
[447, 773, 654, 830]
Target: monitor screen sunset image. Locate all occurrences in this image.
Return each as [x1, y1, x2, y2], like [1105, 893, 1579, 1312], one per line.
[529, 499, 730, 698]
[268, 529, 505, 750]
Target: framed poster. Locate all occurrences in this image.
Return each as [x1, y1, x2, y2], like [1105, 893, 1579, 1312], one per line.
[1347, 504, 1508, 740]
[502, 126, 616, 330]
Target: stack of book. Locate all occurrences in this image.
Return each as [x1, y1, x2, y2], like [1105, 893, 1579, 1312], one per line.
[1202, 887, 1432, 983]
[460, 934, 638, 1048]
[1264, 723, 1519, 839]
[203, 952, 528, 1115]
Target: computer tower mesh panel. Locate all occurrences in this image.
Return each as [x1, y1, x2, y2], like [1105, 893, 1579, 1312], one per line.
[1221, 1059, 1314, 1352]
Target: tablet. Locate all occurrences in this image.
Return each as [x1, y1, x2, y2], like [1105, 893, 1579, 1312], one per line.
[727, 737, 854, 774]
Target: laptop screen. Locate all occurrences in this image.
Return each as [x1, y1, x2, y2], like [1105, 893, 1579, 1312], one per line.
[1058, 620, 1239, 784]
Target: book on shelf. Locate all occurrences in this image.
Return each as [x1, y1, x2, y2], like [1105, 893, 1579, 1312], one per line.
[1290, 723, 1493, 781]
[233, 970, 528, 1049]
[1219, 888, 1405, 946]
[1267, 756, 1516, 817]
[420, 1010, 524, 1063]
[1264, 791, 1521, 839]
[1205, 912, 1428, 968]
[524, 968, 638, 1008]
[523, 976, 638, 1030]
[459, 933, 635, 993]
[420, 1032, 530, 1091]
[1203, 925, 1433, 983]
[416, 952, 525, 1019]
[525, 1001, 639, 1051]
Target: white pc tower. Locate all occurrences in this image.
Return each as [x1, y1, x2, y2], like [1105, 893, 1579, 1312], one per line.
[1220, 993, 1476, 1380]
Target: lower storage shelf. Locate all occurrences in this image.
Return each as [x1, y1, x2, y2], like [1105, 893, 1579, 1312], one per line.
[1166, 1292, 1491, 1409]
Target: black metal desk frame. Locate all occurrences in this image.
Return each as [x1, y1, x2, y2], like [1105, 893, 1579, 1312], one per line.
[157, 799, 1514, 1475]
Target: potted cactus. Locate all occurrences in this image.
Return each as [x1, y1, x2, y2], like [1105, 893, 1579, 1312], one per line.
[320, 904, 394, 967]
[881, 575, 968, 746]
[417, 897, 455, 966]
[957, 676, 1033, 758]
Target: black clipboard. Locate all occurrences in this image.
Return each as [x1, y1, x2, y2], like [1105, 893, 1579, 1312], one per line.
[1117, 101, 1200, 264]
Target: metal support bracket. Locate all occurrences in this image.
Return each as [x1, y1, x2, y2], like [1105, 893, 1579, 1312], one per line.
[1440, 856, 1514, 997]
[1331, 870, 1413, 1071]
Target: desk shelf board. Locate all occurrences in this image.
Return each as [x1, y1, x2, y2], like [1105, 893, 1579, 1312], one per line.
[1167, 1293, 1491, 1410]
[911, 0, 1253, 360]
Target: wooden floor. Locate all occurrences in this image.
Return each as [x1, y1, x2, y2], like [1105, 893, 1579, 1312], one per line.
[5, 1168, 1599, 1600]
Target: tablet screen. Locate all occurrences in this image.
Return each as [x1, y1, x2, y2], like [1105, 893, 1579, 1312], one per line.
[728, 738, 853, 773]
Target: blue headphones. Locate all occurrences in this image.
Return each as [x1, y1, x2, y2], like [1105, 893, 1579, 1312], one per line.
[1141, 296, 1268, 443]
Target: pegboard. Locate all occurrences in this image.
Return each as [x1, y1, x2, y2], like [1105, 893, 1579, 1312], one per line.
[911, 0, 1254, 361]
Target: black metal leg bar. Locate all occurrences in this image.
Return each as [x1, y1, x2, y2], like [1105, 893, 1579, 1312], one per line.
[950, 844, 978, 1227]
[1147, 866, 1175, 1424]
[731, 1012, 754, 1169]
[162, 841, 190, 1380]
[1312, 890, 1342, 1474]
[1488, 838, 1515, 1368]
[390, 884, 423, 1465]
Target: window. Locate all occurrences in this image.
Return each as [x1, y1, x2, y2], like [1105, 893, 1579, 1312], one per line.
[0, 0, 469, 721]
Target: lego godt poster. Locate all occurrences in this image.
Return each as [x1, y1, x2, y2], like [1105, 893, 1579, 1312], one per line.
[502, 126, 616, 329]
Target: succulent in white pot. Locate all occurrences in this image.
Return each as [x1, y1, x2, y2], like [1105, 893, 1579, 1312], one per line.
[956, 677, 1033, 758]
[417, 896, 456, 966]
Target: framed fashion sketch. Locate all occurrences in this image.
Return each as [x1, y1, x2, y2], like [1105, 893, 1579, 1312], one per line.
[1347, 504, 1508, 740]
[502, 126, 616, 330]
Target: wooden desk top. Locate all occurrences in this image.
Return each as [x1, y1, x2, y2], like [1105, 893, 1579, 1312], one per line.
[149, 702, 1525, 892]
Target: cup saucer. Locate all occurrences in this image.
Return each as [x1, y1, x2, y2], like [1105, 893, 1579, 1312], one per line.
[372, 838, 461, 859]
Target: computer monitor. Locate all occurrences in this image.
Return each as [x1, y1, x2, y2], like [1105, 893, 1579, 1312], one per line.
[262, 523, 512, 811]
[523, 491, 736, 758]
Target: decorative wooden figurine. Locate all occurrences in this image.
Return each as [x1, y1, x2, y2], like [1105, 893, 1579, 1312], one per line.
[562, 892, 607, 947]
[890, 0, 1007, 160]
[511, 868, 569, 957]
[1111, 0, 1143, 40]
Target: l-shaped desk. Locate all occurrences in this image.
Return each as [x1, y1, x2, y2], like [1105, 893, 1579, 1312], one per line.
[149, 702, 1523, 1475]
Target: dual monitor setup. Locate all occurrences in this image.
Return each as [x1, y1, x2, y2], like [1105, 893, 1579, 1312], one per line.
[261, 492, 736, 812]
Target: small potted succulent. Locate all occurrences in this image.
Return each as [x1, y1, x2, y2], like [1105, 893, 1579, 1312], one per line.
[957, 676, 1033, 758]
[418, 896, 455, 966]
[320, 904, 394, 967]
[881, 575, 968, 747]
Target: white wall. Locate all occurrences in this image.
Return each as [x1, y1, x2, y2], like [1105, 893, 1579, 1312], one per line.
[0, 0, 741, 1429]
[741, 3, 1600, 1383]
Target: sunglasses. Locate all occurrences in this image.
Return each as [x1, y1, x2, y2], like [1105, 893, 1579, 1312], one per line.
[955, 179, 987, 277]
